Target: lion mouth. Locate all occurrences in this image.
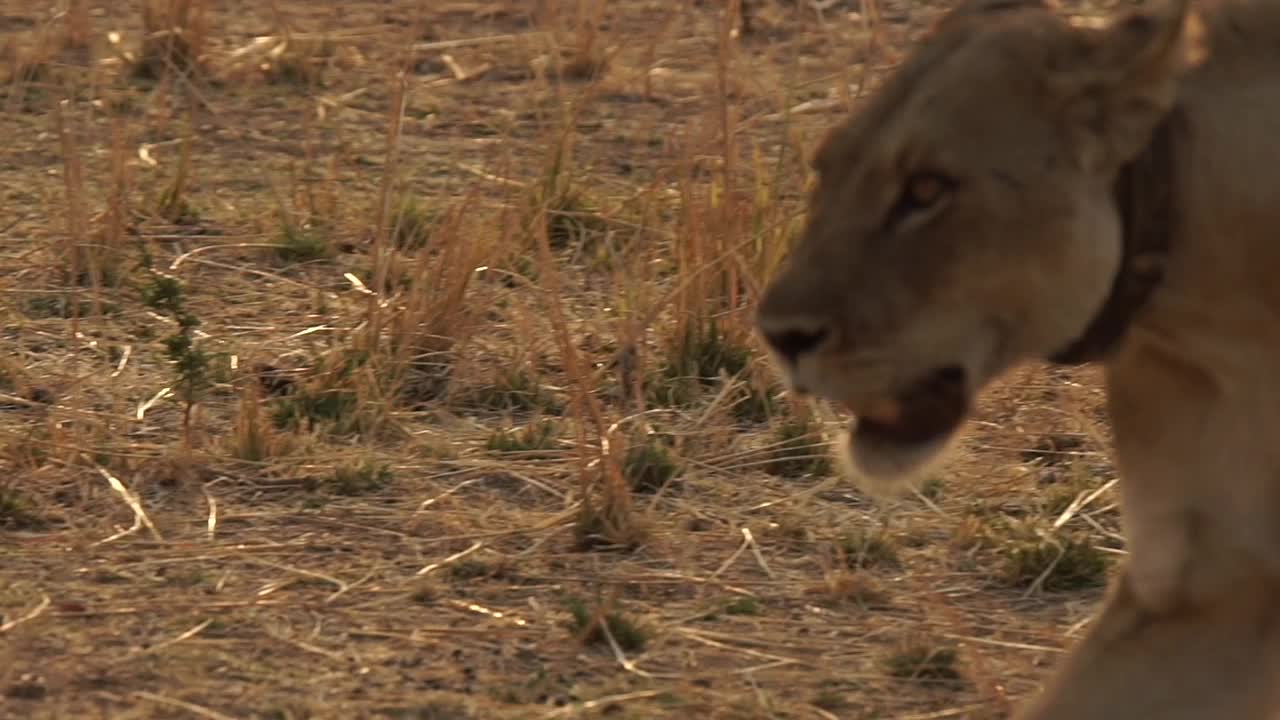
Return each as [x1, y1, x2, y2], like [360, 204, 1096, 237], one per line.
[847, 365, 969, 448]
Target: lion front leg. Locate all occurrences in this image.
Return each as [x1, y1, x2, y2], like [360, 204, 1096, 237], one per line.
[1011, 338, 1280, 718]
[1013, 568, 1280, 719]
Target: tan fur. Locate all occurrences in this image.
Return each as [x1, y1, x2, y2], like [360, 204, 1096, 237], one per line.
[756, 0, 1280, 716]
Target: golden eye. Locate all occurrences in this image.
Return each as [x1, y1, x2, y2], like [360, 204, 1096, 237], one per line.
[885, 172, 954, 230]
[904, 173, 950, 208]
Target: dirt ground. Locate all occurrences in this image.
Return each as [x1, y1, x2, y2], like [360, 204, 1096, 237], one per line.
[1, 1, 1129, 718]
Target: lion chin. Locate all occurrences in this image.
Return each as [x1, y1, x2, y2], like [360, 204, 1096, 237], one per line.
[835, 364, 971, 497]
[839, 420, 964, 497]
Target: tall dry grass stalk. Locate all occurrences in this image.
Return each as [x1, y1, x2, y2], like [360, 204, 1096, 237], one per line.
[532, 117, 644, 549]
[100, 112, 133, 285]
[138, 0, 209, 78]
[363, 70, 408, 351]
[56, 99, 90, 333]
[385, 199, 485, 406]
[67, 0, 91, 49]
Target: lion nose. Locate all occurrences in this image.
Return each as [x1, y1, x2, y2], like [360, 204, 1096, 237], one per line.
[760, 321, 830, 364]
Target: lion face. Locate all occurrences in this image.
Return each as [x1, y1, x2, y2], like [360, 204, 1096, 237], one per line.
[755, 0, 1202, 491]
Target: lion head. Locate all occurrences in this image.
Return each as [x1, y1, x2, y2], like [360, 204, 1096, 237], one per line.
[756, 0, 1205, 493]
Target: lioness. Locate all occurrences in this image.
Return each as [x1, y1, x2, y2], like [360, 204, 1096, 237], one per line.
[755, 0, 1280, 716]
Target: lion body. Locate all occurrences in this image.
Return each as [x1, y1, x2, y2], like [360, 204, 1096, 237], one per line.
[757, 0, 1280, 716]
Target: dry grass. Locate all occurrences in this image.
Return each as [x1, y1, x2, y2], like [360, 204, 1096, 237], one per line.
[1, 1, 1126, 718]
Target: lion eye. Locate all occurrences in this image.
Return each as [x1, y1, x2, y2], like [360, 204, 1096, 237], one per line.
[886, 172, 954, 229]
[905, 173, 949, 207]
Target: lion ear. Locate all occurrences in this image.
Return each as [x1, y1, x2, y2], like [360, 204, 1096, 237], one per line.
[1049, 0, 1206, 170]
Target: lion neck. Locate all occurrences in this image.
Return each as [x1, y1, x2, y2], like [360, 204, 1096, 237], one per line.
[1048, 106, 1187, 366]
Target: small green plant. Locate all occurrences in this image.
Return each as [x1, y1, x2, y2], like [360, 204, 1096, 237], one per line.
[811, 688, 851, 713]
[271, 388, 357, 432]
[23, 296, 97, 320]
[140, 273, 209, 448]
[564, 595, 649, 652]
[447, 559, 493, 581]
[274, 221, 334, 264]
[155, 182, 201, 225]
[162, 568, 207, 587]
[545, 188, 607, 251]
[763, 419, 831, 477]
[730, 377, 780, 424]
[723, 596, 761, 616]
[1001, 530, 1109, 591]
[312, 457, 392, 496]
[572, 477, 648, 553]
[261, 37, 334, 86]
[839, 528, 900, 570]
[486, 419, 559, 454]
[469, 367, 559, 413]
[153, 131, 200, 225]
[391, 195, 438, 252]
[133, 0, 206, 81]
[949, 511, 1006, 555]
[529, 140, 607, 252]
[918, 476, 945, 500]
[0, 487, 45, 530]
[1039, 462, 1104, 518]
[268, 349, 383, 438]
[621, 437, 680, 494]
[409, 582, 440, 605]
[374, 698, 476, 720]
[806, 569, 887, 608]
[885, 640, 963, 685]
[651, 319, 752, 408]
[229, 381, 290, 461]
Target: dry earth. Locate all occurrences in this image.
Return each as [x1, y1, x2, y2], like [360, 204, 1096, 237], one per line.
[1, 1, 1131, 718]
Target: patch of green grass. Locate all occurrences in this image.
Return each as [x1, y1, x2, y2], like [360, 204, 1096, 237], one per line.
[391, 195, 438, 251]
[811, 688, 850, 713]
[571, 490, 648, 553]
[1001, 530, 1109, 591]
[374, 697, 476, 720]
[447, 559, 513, 582]
[650, 320, 752, 408]
[0, 488, 45, 530]
[486, 419, 559, 453]
[918, 476, 945, 500]
[839, 528, 900, 570]
[162, 568, 207, 587]
[155, 187, 201, 225]
[1038, 462, 1104, 518]
[409, 582, 440, 605]
[536, 176, 607, 252]
[267, 353, 369, 436]
[564, 596, 650, 652]
[730, 378, 780, 424]
[23, 297, 100, 320]
[622, 438, 680, 494]
[261, 39, 334, 87]
[272, 388, 358, 433]
[809, 569, 887, 608]
[90, 569, 130, 584]
[723, 596, 761, 616]
[885, 641, 963, 685]
[469, 368, 560, 414]
[274, 222, 334, 264]
[307, 458, 392, 496]
[763, 419, 831, 477]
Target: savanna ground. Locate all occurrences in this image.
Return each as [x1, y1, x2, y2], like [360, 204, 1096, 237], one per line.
[0, 1, 1132, 718]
